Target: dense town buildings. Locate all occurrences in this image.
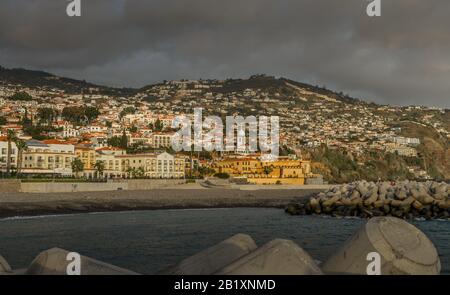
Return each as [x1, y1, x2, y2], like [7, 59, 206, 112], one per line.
[0, 75, 448, 181]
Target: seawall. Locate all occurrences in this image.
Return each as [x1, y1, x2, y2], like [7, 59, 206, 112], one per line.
[7, 179, 188, 193]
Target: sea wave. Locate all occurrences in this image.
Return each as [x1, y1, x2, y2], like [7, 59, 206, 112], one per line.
[0, 213, 83, 221]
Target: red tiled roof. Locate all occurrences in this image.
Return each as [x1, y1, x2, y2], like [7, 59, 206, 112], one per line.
[42, 139, 72, 145]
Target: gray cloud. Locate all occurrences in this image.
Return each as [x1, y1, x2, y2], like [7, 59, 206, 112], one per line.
[0, 0, 449, 107]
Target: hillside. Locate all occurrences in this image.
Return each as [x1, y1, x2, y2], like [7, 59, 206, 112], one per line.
[136, 74, 362, 107]
[0, 66, 448, 181]
[394, 121, 450, 180]
[0, 66, 133, 96]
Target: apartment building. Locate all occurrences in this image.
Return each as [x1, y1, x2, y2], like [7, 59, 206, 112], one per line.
[22, 140, 75, 176]
[95, 147, 126, 178]
[151, 132, 174, 148]
[0, 137, 17, 171]
[116, 152, 184, 178]
[75, 144, 96, 171]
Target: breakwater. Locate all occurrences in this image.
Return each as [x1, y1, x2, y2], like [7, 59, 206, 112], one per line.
[286, 181, 450, 220]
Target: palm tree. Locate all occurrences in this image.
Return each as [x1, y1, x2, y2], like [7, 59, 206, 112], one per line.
[14, 138, 27, 177]
[5, 129, 17, 176]
[136, 167, 145, 178]
[94, 160, 105, 179]
[263, 166, 274, 177]
[71, 158, 84, 178]
[126, 167, 136, 178]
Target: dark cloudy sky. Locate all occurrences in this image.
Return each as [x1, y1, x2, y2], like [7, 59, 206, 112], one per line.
[0, 0, 449, 108]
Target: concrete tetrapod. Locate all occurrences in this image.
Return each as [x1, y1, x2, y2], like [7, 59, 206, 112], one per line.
[26, 248, 139, 275]
[0, 255, 12, 274]
[159, 233, 257, 275]
[215, 239, 323, 275]
[321, 217, 441, 275]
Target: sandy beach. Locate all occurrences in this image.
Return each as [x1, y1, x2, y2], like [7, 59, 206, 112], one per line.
[0, 185, 327, 218]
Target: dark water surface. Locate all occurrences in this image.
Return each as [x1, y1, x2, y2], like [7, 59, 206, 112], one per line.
[0, 208, 448, 274]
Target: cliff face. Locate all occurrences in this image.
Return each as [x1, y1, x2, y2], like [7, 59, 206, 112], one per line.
[398, 122, 450, 180]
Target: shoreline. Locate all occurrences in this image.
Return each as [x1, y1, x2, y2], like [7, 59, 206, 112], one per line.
[0, 188, 324, 219]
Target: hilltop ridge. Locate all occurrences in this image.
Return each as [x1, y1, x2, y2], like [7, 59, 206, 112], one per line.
[0, 66, 365, 106]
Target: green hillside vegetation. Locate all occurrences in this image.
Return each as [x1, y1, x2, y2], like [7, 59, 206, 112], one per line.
[393, 121, 449, 180]
[310, 146, 415, 183]
[9, 91, 32, 101]
[0, 66, 133, 96]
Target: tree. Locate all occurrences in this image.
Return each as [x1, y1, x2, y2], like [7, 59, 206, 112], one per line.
[21, 108, 32, 128]
[0, 116, 7, 126]
[71, 158, 84, 178]
[107, 136, 122, 148]
[197, 166, 215, 178]
[263, 166, 274, 176]
[135, 167, 145, 178]
[5, 129, 17, 176]
[14, 138, 27, 176]
[119, 106, 136, 119]
[126, 167, 135, 178]
[62, 106, 98, 124]
[126, 167, 145, 179]
[94, 160, 105, 179]
[23, 124, 56, 140]
[9, 91, 32, 101]
[37, 107, 58, 124]
[85, 106, 100, 122]
[154, 118, 164, 132]
[120, 130, 128, 149]
[62, 106, 85, 123]
[214, 172, 230, 179]
[129, 125, 138, 133]
[126, 142, 151, 154]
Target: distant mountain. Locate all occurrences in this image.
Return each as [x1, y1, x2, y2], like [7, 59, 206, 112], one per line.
[0, 65, 134, 96]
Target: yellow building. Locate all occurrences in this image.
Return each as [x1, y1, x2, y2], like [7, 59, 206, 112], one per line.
[94, 147, 126, 178]
[213, 156, 313, 185]
[75, 144, 96, 170]
[22, 139, 75, 176]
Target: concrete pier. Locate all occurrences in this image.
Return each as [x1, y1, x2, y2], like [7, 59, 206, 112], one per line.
[215, 239, 323, 275]
[321, 217, 441, 275]
[159, 234, 257, 275]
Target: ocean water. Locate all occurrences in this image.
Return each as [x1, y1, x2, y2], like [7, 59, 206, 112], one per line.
[0, 208, 448, 274]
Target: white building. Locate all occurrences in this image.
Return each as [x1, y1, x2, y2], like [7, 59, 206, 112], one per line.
[0, 137, 17, 172]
